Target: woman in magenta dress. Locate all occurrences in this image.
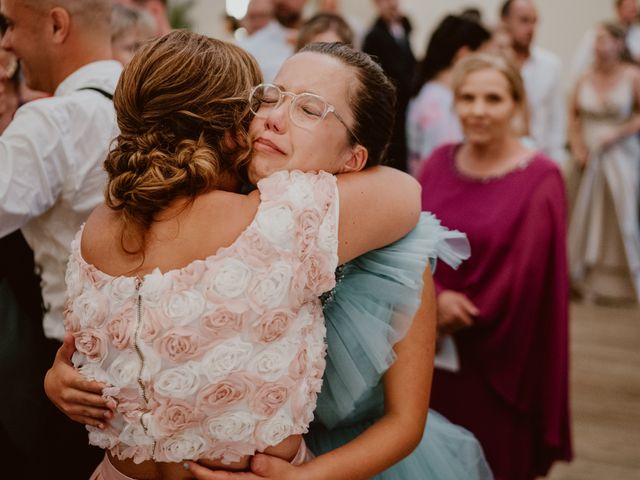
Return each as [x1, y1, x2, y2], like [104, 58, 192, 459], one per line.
[419, 53, 572, 480]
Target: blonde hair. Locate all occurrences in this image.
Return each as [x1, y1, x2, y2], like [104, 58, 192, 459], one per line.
[451, 52, 527, 108]
[104, 30, 262, 254]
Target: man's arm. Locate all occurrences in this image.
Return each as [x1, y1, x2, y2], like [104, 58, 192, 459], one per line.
[0, 101, 67, 237]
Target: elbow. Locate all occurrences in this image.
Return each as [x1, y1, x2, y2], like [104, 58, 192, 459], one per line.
[392, 414, 427, 458]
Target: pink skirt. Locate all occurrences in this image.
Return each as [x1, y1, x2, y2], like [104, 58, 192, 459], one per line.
[90, 441, 314, 479]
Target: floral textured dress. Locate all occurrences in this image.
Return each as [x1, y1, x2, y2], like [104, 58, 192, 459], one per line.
[64, 170, 339, 465]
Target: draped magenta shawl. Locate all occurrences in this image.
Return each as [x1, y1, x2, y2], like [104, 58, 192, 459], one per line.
[419, 143, 572, 473]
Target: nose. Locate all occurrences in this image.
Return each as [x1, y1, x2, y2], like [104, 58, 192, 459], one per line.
[263, 96, 290, 133]
[0, 32, 11, 51]
[470, 98, 486, 116]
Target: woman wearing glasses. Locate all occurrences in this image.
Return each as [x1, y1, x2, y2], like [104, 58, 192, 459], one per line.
[44, 31, 417, 479]
[45, 36, 490, 480]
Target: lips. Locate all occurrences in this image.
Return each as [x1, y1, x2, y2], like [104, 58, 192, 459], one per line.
[253, 137, 285, 155]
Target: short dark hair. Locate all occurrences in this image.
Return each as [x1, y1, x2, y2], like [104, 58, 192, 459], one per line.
[299, 42, 397, 166]
[500, 0, 514, 18]
[413, 14, 491, 95]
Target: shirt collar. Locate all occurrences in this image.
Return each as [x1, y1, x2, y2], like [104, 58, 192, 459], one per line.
[54, 60, 123, 97]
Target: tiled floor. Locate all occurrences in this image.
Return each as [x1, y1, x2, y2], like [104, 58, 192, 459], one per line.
[548, 302, 640, 480]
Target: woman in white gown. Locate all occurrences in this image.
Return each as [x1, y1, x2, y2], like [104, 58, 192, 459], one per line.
[568, 22, 640, 303]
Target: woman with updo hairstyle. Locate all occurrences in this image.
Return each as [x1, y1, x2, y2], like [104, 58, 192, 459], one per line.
[47, 39, 491, 479]
[419, 52, 572, 480]
[46, 30, 429, 479]
[104, 30, 260, 259]
[568, 21, 640, 304]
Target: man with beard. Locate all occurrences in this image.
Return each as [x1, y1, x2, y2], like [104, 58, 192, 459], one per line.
[501, 0, 566, 165]
[0, 0, 120, 477]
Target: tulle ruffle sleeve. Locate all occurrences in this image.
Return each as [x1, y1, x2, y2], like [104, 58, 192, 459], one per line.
[316, 212, 470, 428]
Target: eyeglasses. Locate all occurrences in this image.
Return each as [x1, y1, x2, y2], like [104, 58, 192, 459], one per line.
[249, 83, 360, 144]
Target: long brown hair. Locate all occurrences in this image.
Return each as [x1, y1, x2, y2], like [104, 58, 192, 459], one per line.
[104, 30, 262, 255]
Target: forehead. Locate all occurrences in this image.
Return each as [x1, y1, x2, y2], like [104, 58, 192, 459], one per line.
[275, 52, 357, 113]
[458, 68, 511, 93]
[1, 0, 38, 20]
[510, 0, 537, 18]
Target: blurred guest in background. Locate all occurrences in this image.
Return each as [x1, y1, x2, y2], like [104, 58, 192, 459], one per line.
[241, 0, 274, 36]
[317, 0, 366, 47]
[110, 3, 156, 66]
[0, 0, 121, 476]
[572, 0, 640, 82]
[295, 12, 354, 51]
[239, 0, 306, 81]
[118, 0, 171, 36]
[490, 24, 516, 61]
[407, 14, 490, 176]
[420, 53, 572, 480]
[0, 47, 19, 132]
[363, 0, 416, 171]
[501, 0, 566, 164]
[568, 22, 640, 304]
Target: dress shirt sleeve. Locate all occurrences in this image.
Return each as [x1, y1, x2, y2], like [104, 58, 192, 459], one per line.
[0, 100, 68, 237]
[547, 60, 568, 165]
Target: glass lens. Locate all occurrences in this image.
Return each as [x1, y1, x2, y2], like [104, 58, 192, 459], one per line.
[250, 84, 281, 115]
[291, 94, 327, 128]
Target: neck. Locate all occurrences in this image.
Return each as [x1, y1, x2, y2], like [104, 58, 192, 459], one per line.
[594, 57, 620, 74]
[50, 40, 112, 93]
[434, 69, 452, 88]
[465, 135, 519, 163]
[514, 44, 531, 64]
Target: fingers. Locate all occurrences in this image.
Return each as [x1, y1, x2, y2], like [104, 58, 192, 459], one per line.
[459, 296, 480, 317]
[70, 414, 108, 430]
[251, 453, 293, 477]
[59, 334, 77, 363]
[185, 462, 262, 480]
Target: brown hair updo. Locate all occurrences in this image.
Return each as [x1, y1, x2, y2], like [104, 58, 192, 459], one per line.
[104, 30, 262, 253]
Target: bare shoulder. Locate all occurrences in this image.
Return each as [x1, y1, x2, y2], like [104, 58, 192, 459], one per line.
[80, 204, 121, 264]
[190, 189, 261, 243]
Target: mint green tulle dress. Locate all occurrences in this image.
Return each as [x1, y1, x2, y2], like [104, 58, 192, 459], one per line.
[307, 213, 494, 479]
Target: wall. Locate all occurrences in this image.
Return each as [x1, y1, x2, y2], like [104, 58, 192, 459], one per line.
[182, 0, 616, 84]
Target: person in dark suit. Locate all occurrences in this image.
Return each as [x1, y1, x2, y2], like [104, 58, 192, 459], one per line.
[363, 0, 416, 172]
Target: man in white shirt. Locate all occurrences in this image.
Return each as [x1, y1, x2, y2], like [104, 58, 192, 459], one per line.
[571, 0, 640, 83]
[501, 0, 566, 165]
[239, 0, 306, 82]
[0, 0, 120, 475]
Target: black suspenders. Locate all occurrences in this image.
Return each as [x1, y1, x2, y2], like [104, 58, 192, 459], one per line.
[77, 86, 114, 100]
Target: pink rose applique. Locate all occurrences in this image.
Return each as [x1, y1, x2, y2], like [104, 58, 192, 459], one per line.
[140, 304, 172, 343]
[195, 373, 251, 416]
[312, 173, 337, 211]
[249, 381, 291, 418]
[172, 261, 206, 292]
[74, 328, 109, 364]
[152, 397, 201, 436]
[200, 307, 246, 341]
[288, 345, 309, 380]
[106, 305, 135, 350]
[64, 298, 81, 333]
[251, 309, 294, 344]
[295, 209, 321, 258]
[292, 252, 335, 300]
[237, 230, 278, 268]
[155, 327, 202, 362]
